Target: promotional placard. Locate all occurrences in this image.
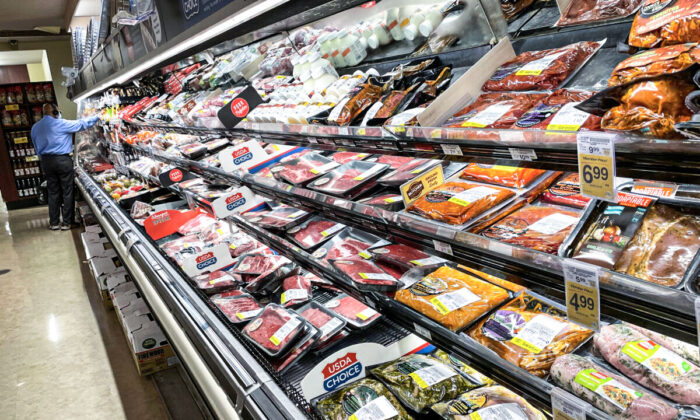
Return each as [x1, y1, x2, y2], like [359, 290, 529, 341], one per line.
[144, 209, 201, 240]
[631, 180, 678, 198]
[216, 85, 264, 129]
[218, 140, 268, 173]
[181, 243, 235, 277]
[210, 186, 265, 218]
[158, 167, 196, 187]
[400, 165, 444, 207]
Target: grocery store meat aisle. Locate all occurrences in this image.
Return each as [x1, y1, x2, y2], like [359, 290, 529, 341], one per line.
[0, 207, 169, 420]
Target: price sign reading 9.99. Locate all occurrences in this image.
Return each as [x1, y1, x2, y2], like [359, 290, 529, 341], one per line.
[577, 132, 616, 202]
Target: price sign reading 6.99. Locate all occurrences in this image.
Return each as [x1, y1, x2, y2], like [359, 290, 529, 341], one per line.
[577, 132, 616, 202]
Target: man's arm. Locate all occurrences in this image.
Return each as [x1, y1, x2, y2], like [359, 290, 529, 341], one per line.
[56, 116, 99, 133]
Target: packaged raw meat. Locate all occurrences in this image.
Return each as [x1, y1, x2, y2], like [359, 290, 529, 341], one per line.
[573, 192, 657, 270]
[314, 378, 412, 420]
[370, 244, 444, 270]
[459, 163, 545, 189]
[482, 41, 604, 92]
[482, 205, 581, 254]
[287, 216, 346, 250]
[407, 181, 516, 226]
[298, 301, 346, 346]
[512, 89, 602, 138]
[332, 258, 400, 291]
[245, 259, 298, 294]
[551, 354, 679, 420]
[366, 155, 414, 170]
[541, 173, 591, 209]
[194, 270, 241, 294]
[371, 354, 472, 413]
[608, 43, 700, 87]
[161, 235, 206, 264]
[628, 0, 700, 48]
[199, 220, 238, 243]
[329, 152, 369, 164]
[234, 254, 290, 275]
[625, 322, 700, 365]
[324, 293, 380, 328]
[613, 203, 700, 287]
[280, 275, 312, 307]
[204, 138, 229, 152]
[242, 304, 308, 357]
[500, 0, 535, 20]
[177, 213, 217, 236]
[431, 385, 547, 420]
[556, 0, 644, 27]
[309, 161, 389, 197]
[226, 232, 264, 257]
[468, 293, 594, 377]
[178, 142, 208, 159]
[328, 83, 383, 126]
[270, 152, 339, 186]
[431, 349, 495, 388]
[395, 266, 510, 331]
[377, 159, 442, 186]
[357, 193, 404, 211]
[594, 323, 700, 404]
[312, 228, 384, 261]
[601, 77, 695, 139]
[245, 206, 310, 230]
[271, 323, 319, 374]
[210, 292, 262, 323]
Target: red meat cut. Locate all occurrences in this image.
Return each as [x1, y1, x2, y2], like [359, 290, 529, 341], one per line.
[177, 213, 217, 236]
[236, 254, 287, 274]
[333, 258, 398, 287]
[292, 219, 341, 248]
[325, 294, 380, 327]
[281, 275, 312, 307]
[325, 238, 372, 260]
[243, 305, 304, 355]
[370, 244, 430, 269]
[211, 293, 261, 323]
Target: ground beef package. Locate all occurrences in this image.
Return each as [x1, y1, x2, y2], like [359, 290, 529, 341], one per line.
[513, 89, 602, 138]
[608, 43, 700, 87]
[270, 152, 339, 186]
[324, 293, 380, 328]
[431, 385, 547, 420]
[459, 163, 545, 189]
[482, 205, 581, 254]
[242, 304, 307, 357]
[371, 354, 472, 413]
[210, 292, 262, 323]
[395, 266, 510, 331]
[407, 181, 516, 226]
[314, 378, 412, 420]
[298, 301, 346, 346]
[287, 216, 346, 250]
[556, 0, 644, 27]
[541, 173, 591, 209]
[483, 41, 603, 92]
[468, 293, 594, 377]
[628, 0, 700, 48]
[332, 257, 400, 291]
[309, 161, 390, 197]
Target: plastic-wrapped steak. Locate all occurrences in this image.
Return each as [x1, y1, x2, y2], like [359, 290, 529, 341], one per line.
[357, 193, 404, 212]
[280, 274, 312, 307]
[332, 257, 400, 291]
[234, 254, 290, 275]
[298, 301, 346, 346]
[370, 244, 443, 270]
[287, 216, 346, 249]
[210, 292, 262, 323]
[242, 304, 307, 357]
[324, 293, 380, 328]
[194, 270, 241, 294]
[309, 161, 389, 197]
[377, 159, 442, 186]
[270, 152, 339, 186]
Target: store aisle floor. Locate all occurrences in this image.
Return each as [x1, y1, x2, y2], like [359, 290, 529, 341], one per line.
[0, 207, 169, 420]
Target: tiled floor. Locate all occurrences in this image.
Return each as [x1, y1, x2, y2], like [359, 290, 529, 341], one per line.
[0, 206, 169, 420]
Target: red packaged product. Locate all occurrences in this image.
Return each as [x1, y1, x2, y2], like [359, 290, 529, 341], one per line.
[234, 254, 289, 275]
[226, 232, 265, 257]
[332, 257, 400, 291]
[370, 244, 441, 270]
[482, 41, 603, 92]
[377, 159, 441, 186]
[194, 270, 241, 294]
[512, 89, 602, 139]
[309, 161, 389, 197]
[628, 0, 700, 48]
[287, 217, 345, 249]
[556, 0, 644, 27]
[243, 304, 306, 356]
[541, 173, 591, 209]
[482, 205, 581, 254]
[280, 275, 312, 307]
[272, 332, 317, 373]
[459, 163, 545, 189]
[270, 152, 338, 185]
[608, 43, 700, 87]
[324, 293, 381, 328]
[299, 301, 346, 344]
[177, 213, 217, 236]
[330, 152, 370, 164]
[501, 0, 535, 20]
[369, 155, 414, 169]
[211, 292, 262, 323]
[318, 237, 373, 261]
[357, 194, 404, 211]
[245, 206, 309, 230]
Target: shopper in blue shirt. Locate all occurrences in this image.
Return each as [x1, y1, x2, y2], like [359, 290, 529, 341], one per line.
[32, 103, 99, 230]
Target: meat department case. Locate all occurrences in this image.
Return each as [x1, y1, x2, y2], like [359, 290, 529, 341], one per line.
[71, 0, 700, 419]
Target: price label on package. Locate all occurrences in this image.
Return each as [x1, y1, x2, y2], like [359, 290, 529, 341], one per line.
[577, 132, 616, 201]
[552, 387, 591, 420]
[433, 240, 453, 256]
[563, 260, 600, 332]
[509, 148, 537, 161]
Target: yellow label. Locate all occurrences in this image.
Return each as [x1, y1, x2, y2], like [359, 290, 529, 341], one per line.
[229, 244, 237, 250]
[356, 312, 369, 320]
[491, 165, 518, 171]
[357, 128, 366, 136]
[578, 153, 614, 200]
[358, 273, 369, 279]
[310, 168, 320, 174]
[358, 251, 371, 259]
[461, 121, 486, 128]
[510, 337, 543, 354]
[26, 156, 38, 162]
[430, 297, 451, 315]
[235, 313, 246, 320]
[269, 336, 281, 346]
[408, 372, 430, 389]
[516, 69, 543, 76]
[400, 165, 444, 207]
[280, 292, 288, 304]
[565, 280, 599, 331]
[209, 280, 216, 285]
[321, 231, 329, 237]
[216, 229, 223, 235]
[5, 104, 19, 111]
[14, 137, 28, 144]
[447, 197, 470, 207]
[547, 123, 581, 131]
[553, 409, 578, 420]
[469, 413, 483, 420]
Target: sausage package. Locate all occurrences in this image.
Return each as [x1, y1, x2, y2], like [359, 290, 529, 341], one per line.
[468, 292, 594, 377]
[482, 41, 604, 92]
[628, 0, 700, 48]
[608, 43, 700, 87]
[459, 163, 545, 189]
[556, 0, 644, 27]
[395, 265, 510, 331]
[541, 173, 591, 209]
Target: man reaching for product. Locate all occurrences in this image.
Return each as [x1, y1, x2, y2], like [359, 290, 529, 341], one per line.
[31, 104, 99, 230]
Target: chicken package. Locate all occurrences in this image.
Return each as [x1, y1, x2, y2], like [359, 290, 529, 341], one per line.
[608, 43, 700, 87]
[594, 323, 700, 404]
[601, 77, 695, 139]
[500, 0, 535, 20]
[309, 161, 389, 197]
[540, 173, 591, 209]
[370, 244, 444, 271]
[357, 193, 404, 212]
[298, 301, 346, 347]
[194, 270, 241, 295]
[431, 385, 547, 420]
[407, 181, 516, 226]
[329, 152, 369, 164]
[395, 266, 510, 331]
[312, 228, 385, 261]
[314, 378, 412, 420]
[332, 257, 400, 292]
[210, 292, 262, 323]
[459, 164, 545, 189]
[242, 304, 308, 357]
[483, 41, 604, 92]
[468, 293, 594, 377]
[245, 206, 310, 230]
[556, 0, 644, 27]
[613, 203, 700, 287]
[512, 89, 602, 139]
[482, 205, 581, 254]
[280, 274, 312, 307]
[377, 159, 442, 187]
[324, 293, 380, 328]
[625, 322, 700, 366]
[371, 354, 473, 413]
[270, 152, 339, 186]
[628, 0, 700, 48]
[287, 217, 346, 250]
[551, 354, 679, 420]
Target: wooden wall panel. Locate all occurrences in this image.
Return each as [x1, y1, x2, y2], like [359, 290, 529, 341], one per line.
[0, 65, 30, 84]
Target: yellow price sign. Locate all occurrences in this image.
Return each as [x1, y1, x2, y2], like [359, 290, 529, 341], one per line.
[5, 104, 19, 111]
[577, 132, 616, 201]
[563, 261, 600, 332]
[14, 136, 28, 144]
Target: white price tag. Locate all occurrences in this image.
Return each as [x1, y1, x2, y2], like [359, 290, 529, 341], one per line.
[441, 144, 463, 156]
[563, 260, 600, 332]
[433, 240, 453, 256]
[488, 240, 512, 257]
[413, 323, 432, 340]
[508, 148, 537, 161]
[552, 387, 591, 420]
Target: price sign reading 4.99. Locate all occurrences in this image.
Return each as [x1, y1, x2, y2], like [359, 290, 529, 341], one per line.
[563, 260, 600, 332]
[577, 132, 616, 202]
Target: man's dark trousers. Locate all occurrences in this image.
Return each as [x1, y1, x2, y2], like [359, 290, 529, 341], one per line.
[41, 154, 74, 226]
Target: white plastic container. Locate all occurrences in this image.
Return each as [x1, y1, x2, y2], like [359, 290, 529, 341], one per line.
[318, 33, 333, 61]
[312, 66, 337, 93]
[368, 22, 392, 49]
[404, 10, 425, 40]
[386, 8, 405, 41]
[337, 29, 367, 67]
[420, 5, 444, 36]
[328, 32, 346, 68]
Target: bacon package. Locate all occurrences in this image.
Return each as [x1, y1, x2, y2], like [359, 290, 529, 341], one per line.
[459, 164, 545, 189]
[395, 266, 510, 331]
[628, 0, 700, 48]
[270, 152, 339, 186]
[468, 292, 594, 377]
[370, 244, 444, 270]
[608, 43, 700, 87]
[513, 89, 602, 139]
[242, 304, 308, 357]
[210, 292, 262, 323]
[377, 159, 442, 186]
[556, 0, 644, 27]
[332, 257, 400, 291]
[298, 301, 346, 347]
[245, 206, 310, 230]
[541, 173, 591, 209]
[483, 41, 603, 92]
[407, 181, 516, 226]
[324, 293, 381, 328]
[280, 274, 312, 307]
[287, 216, 346, 250]
[309, 161, 389, 197]
[482, 205, 581, 254]
[194, 269, 241, 294]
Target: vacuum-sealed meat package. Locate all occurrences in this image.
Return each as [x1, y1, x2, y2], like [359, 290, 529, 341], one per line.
[482, 205, 581, 254]
[367, 155, 414, 170]
[329, 152, 369, 164]
[628, 0, 700, 48]
[234, 253, 290, 275]
[556, 0, 644, 27]
[357, 193, 404, 212]
[377, 159, 442, 186]
[608, 43, 700, 87]
[298, 301, 346, 346]
[210, 292, 262, 323]
[280, 274, 312, 307]
[242, 304, 307, 357]
[245, 206, 310, 230]
[513, 89, 602, 137]
[226, 232, 265, 257]
[324, 293, 380, 328]
[370, 244, 443, 270]
[444, 92, 546, 136]
[468, 292, 594, 377]
[177, 213, 217, 236]
[483, 41, 604, 92]
[309, 161, 389, 197]
[395, 266, 510, 331]
[459, 163, 545, 189]
[287, 216, 346, 250]
[431, 385, 547, 420]
[332, 257, 400, 291]
[270, 152, 339, 186]
[194, 270, 241, 294]
[313, 228, 384, 261]
[541, 173, 591, 209]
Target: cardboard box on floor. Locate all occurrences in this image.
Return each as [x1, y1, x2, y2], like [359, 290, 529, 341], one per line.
[106, 272, 133, 309]
[113, 286, 143, 329]
[123, 312, 176, 376]
[84, 225, 102, 234]
[89, 255, 124, 306]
